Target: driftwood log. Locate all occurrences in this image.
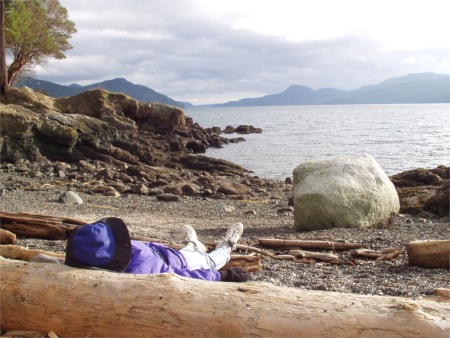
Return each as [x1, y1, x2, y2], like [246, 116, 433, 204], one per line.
[258, 238, 368, 251]
[0, 245, 65, 261]
[288, 249, 339, 262]
[0, 228, 16, 244]
[1, 257, 449, 337]
[353, 248, 402, 261]
[407, 240, 450, 269]
[0, 211, 85, 240]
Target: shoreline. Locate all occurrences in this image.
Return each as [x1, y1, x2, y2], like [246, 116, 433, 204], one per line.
[1, 168, 448, 299]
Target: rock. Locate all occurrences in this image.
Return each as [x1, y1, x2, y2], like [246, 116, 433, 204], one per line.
[1, 87, 245, 177]
[157, 193, 180, 202]
[91, 185, 121, 197]
[235, 125, 263, 134]
[181, 183, 201, 196]
[148, 188, 164, 196]
[221, 205, 236, 213]
[78, 160, 96, 173]
[293, 155, 400, 231]
[277, 206, 294, 213]
[58, 191, 83, 205]
[223, 126, 236, 134]
[186, 141, 206, 154]
[177, 155, 247, 176]
[131, 184, 149, 195]
[391, 166, 449, 217]
[136, 102, 185, 131]
[390, 167, 444, 187]
[217, 182, 252, 196]
[163, 185, 183, 196]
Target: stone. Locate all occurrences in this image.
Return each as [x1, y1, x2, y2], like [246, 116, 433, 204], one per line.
[58, 190, 83, 205]
[235, 125, 262, 134]
[163, 185, 183, 196]
[157, 193, 180, 202]
[181, 183, 200, 196]
[391, 166, 449, 217]
[293, 155, 400, 231]
[131, 184, 149, 195]
[217, 182, 252, 196]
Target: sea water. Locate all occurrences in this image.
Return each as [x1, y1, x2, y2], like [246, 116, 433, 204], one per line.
[184, 104, 450, 180]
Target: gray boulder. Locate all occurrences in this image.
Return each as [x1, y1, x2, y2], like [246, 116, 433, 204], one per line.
[293, 155, 399, 231]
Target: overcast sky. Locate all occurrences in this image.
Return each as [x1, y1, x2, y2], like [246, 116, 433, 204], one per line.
[33, 0, 450, 104]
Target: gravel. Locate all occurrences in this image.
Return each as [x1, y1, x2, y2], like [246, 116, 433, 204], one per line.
[1, 171, 448, 299]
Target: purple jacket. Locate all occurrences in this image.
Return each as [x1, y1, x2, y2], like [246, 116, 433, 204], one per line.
[125, 240, 222, 281]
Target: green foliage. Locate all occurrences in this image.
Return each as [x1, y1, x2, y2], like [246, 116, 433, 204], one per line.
[5, 0, 77, 85]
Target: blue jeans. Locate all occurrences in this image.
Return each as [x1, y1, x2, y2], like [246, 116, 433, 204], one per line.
[180, 244, 230, 271]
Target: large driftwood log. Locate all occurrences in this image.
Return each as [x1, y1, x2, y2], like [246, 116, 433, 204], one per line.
[1, 257, 449, 337]
[407, 240, 450, 268]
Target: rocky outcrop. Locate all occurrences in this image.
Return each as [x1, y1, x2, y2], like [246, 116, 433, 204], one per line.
[0, 87, 245, 174]
[293, 155, 400, 231]
[390, 166, 449, 217]
[0, 87, 280, 200]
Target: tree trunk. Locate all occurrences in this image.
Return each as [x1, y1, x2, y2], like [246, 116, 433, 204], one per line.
[1, 257, 449, 337]
[407, 240, 450, 269]
[0, 0, 8, 102]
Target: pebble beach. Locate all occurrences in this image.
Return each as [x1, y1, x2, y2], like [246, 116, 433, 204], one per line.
[1, 170, 448, 299]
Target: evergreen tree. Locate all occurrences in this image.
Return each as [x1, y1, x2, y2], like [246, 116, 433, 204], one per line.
[4, 0, 76, 85]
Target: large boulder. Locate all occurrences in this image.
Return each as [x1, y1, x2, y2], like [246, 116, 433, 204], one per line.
[293, 155, 400, 231]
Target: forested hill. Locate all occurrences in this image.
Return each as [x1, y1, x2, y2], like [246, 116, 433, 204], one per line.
[14, 77, 189, 108]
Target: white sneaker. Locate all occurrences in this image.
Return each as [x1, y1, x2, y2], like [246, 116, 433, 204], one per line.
[182, 224, 207, 252]
[216, 222, 244, 251]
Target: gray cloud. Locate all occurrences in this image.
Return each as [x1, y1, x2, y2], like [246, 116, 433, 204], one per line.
[34, 0, 450, 104]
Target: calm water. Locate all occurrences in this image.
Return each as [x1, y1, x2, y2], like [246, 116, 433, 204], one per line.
[184, 104, 450, 180]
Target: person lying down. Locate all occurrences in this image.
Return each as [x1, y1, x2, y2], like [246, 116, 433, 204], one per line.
[61, 217, 249, 282]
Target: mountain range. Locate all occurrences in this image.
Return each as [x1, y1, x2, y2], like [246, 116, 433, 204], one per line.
[214, 72, 450, 107]
[15, 72, 449, 107]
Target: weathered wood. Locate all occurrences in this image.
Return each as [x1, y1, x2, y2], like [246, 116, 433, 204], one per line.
[0, 211, 84, 240]
[258, 238, 369, 251]
[222, 254, 262, 272]
[0, 245, 65, 261]
[407, 240, 450, 269]
[288, 249, 339, 262]
[435, 288, 450, 299]
[353, 248, 402, 261]
[1, 257, 449, 337]
[0, 228, 16, 244]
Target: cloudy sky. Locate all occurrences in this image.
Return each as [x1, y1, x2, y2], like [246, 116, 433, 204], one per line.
[34, 0, 450, 104]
